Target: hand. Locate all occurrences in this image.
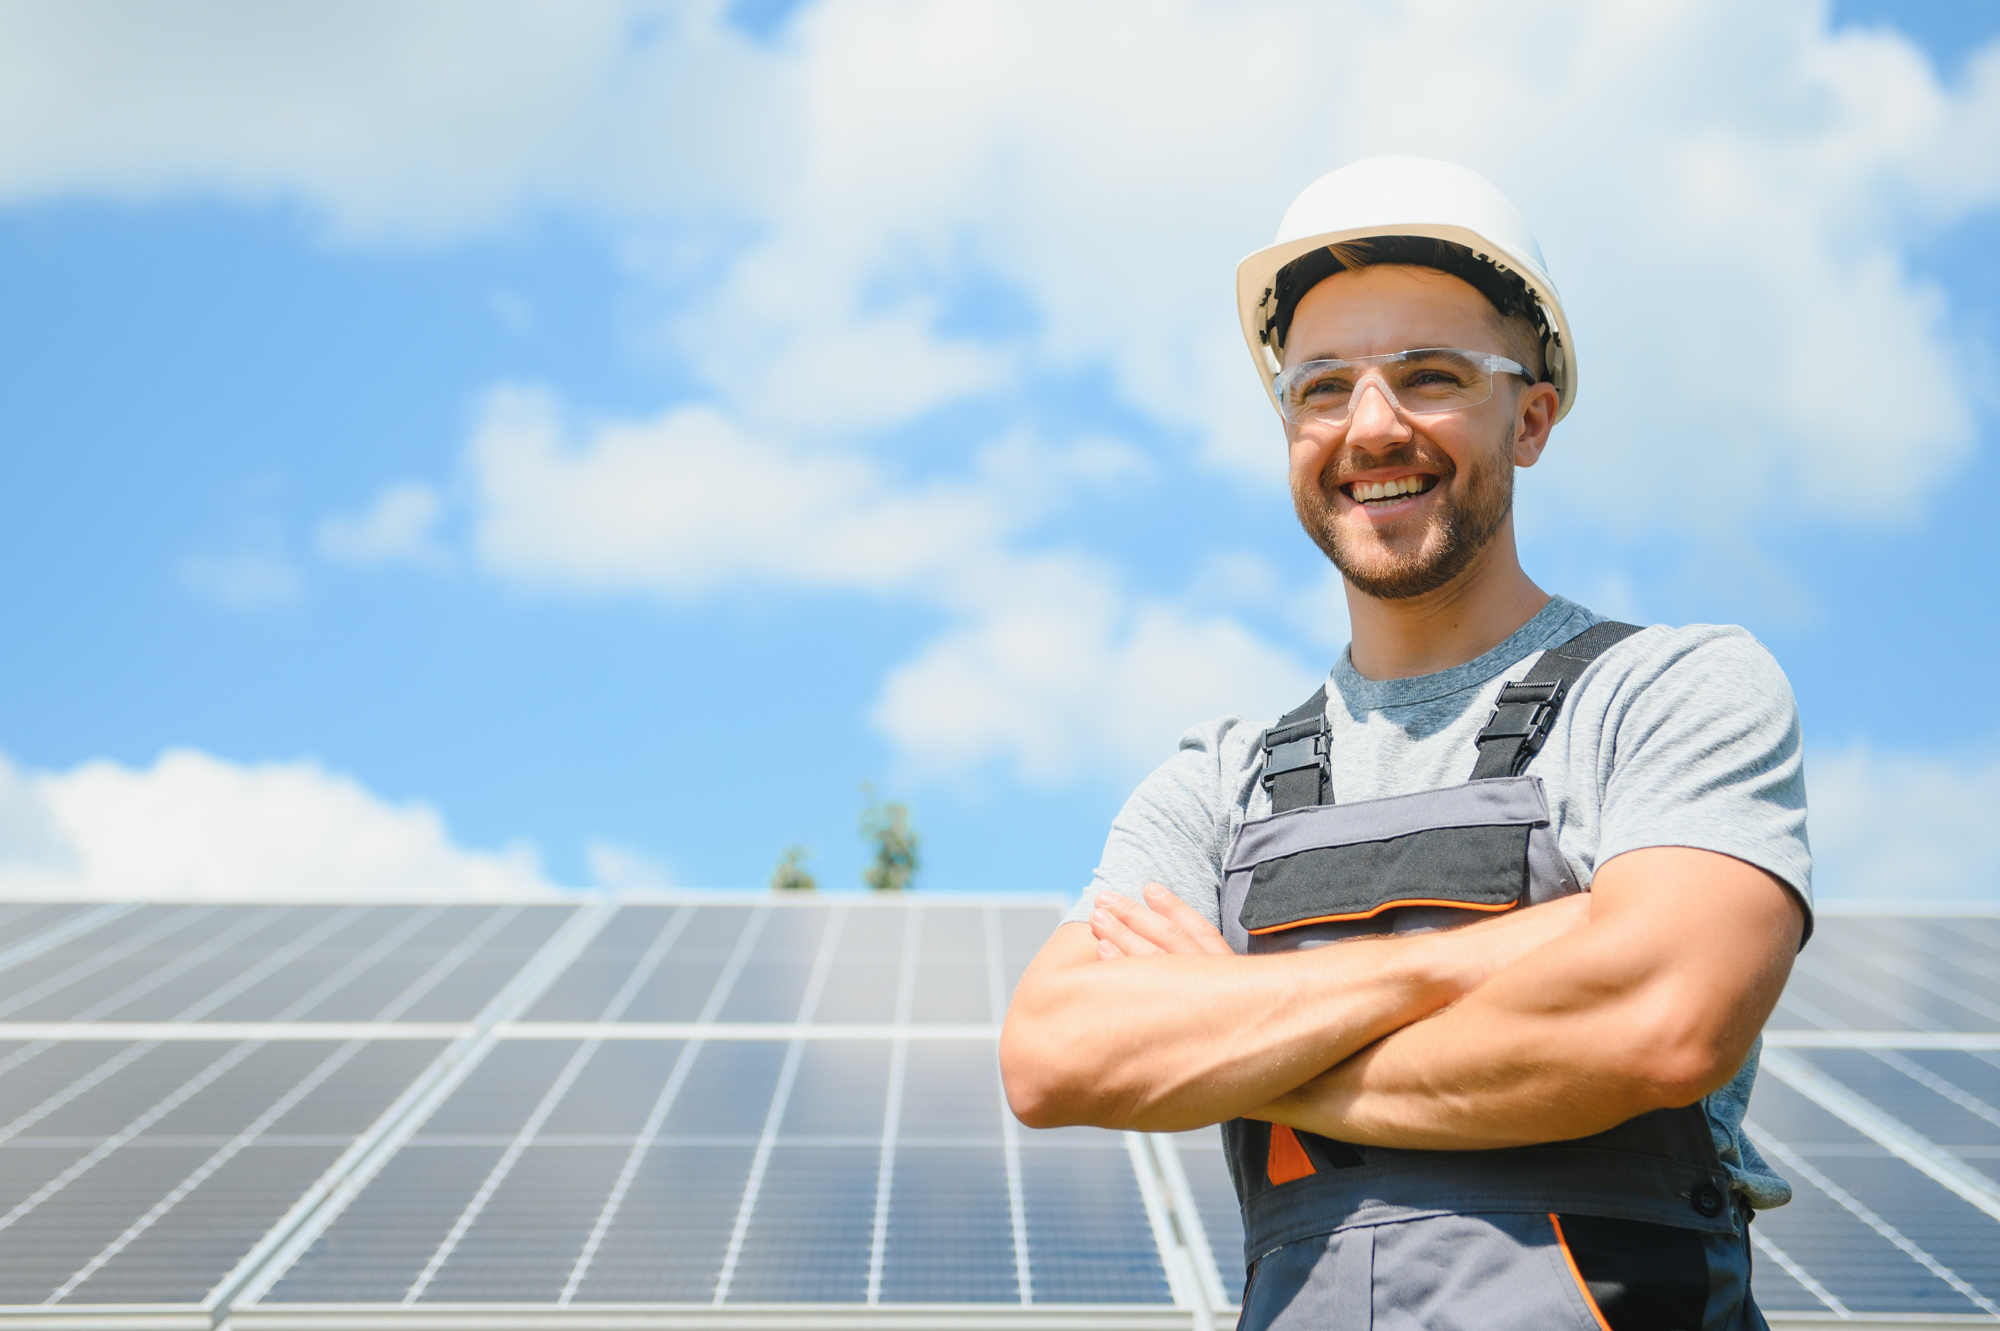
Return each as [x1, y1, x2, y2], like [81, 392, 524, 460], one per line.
[1090, 883, 1233, 959]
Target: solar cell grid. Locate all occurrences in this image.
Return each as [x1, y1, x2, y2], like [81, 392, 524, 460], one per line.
[1807, 932, 2000, 1034]
[191, 905, 428, 1022]
[993, 904, 1059, 992]
[0, 1035, 447, 1308]
[715, 909, 829, 1023]
[880, 1143, 1018, 1302]
[292, 904, 519, 1022]
[1817, 1155, 2000, 1300]
[897, 1039, 1004, 1139]
[906, 910, 996, 1026]
[59, 1142, 345, 1305]
[387, 905, 574, 1023]
[1749, 1233, 1837, 1314]
[1168, 1130, 1246, 1303]
[537, 1040, 684, 1137]
[1842, 919, 2000, 1015]
[725, 1143, 878, 1302]
[779, 1039, 890, 1137]
[0, 905, 225, 1020]
[1748, 1127, 1998, 1315]
[418, 1041, 575, 1138]
[521, 905, 686, 1021]
[0, 1038, 138, 1126]
[0, 903, 93, 952]
[86, 905, 360, 1022]
[1780, 954, 1943, 1033]
[416, 1142, 631, 1303]
[814, 907, 906, 1024]
[268, 1143, 504, 1303]
[618, 905, 760, 1022]
[1019, 1143, 1171, 1303]
[660, 1040, 785, 1138]
[564, 1143, 756, 1302]
[1799, 1048, 2000, 1158]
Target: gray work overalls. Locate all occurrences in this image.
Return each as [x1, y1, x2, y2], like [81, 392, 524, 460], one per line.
[1220, 623, 1764, 1331]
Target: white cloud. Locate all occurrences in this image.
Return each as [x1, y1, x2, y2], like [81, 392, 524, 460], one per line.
[448, 383, 1324, 780]
[0, 0, 793, 241]
[9, 2, 1998, 527]
[665, 0, 2000, 530]
[436, 381, 1308, 778]
[466, 383, 1008, 597]
[0, 749, 560, 900]
[873, 554, 1319, 783]
[1807, 744, 2000, 900]
[318, 481, 451, 569]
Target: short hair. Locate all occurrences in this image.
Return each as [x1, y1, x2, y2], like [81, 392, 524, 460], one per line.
[1264, 235, 1550, 380]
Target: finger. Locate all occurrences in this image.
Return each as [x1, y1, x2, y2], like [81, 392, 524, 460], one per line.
[1091, 902, 1162, 956]
[1141, 883, 1234, 955]
[1096, 891, 1189, 954]
[1096, 937, 1122, 961]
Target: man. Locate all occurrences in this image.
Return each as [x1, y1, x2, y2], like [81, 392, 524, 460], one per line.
[999, 157, 1810, 1330]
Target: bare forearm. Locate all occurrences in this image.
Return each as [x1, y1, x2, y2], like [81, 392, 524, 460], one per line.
[1002, 893, 1592, 1132]
[1263, 939, 1693, 1148]
[1262, 851, 1802, 1149]
[1001, 924, 1452, 1132]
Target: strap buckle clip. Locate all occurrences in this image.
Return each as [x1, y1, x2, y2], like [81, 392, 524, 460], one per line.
[1476, 677, 1569, 762]
[1260, 730, 1328, 790]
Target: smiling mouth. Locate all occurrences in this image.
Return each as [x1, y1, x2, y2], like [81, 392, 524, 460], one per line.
[1342, 475, 1438, 507]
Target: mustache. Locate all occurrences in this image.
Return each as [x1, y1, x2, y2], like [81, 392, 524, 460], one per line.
[1317, 443, 1456, 489]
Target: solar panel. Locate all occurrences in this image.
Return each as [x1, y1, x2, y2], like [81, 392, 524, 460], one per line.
[1, 896, 1997, 1327]
[244, 902, 1169, 1311]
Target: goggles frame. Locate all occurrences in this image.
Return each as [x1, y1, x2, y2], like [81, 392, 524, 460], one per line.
[1272, 347, 1535, 426]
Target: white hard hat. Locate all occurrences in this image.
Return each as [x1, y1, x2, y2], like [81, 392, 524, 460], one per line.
[1236, 156, 1577, 421]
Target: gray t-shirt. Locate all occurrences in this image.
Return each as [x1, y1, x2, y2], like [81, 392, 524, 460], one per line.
[1065, 595, 1812, 1208]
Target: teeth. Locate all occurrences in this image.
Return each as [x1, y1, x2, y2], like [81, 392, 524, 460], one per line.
[1353, 476, 1430, 502]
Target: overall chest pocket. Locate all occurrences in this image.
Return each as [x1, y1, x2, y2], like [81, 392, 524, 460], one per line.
[1221, 776, 1572, 953]
[1241, 822, 1531, 934]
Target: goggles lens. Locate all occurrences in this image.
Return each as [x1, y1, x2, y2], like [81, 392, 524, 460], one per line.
[1273, 348, 1531, 425]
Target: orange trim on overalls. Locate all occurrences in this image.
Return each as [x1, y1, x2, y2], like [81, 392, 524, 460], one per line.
[1548, 1213, 1614, 1331]
[1246, 897, 1518, 934]
[1266, 1125, 1317, 1185]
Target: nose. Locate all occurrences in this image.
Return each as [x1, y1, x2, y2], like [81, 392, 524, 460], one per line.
[1345, 375, 1411, 447]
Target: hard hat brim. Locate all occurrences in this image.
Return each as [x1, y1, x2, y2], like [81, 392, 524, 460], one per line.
[1236, 221, 1577, 424]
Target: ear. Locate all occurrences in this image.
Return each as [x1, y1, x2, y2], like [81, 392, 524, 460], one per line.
[1511, 381, 1560, 467]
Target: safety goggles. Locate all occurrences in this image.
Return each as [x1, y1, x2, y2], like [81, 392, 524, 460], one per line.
[1272, 347, 1534, 425]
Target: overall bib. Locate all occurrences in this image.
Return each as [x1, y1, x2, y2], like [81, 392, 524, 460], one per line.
[1221, 623, 1765, 1331]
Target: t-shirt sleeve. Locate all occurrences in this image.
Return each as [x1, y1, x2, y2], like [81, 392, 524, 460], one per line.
[1061, 716, 1260, 931]
[1591, 626, 1813, 930]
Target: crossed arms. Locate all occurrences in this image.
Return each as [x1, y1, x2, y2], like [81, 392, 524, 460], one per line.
[998, 846, 1805, 1149]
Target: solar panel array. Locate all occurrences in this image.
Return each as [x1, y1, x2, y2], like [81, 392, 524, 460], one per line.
[0, 898, 1994, 1329]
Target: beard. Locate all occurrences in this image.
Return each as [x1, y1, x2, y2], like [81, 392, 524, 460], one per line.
[1292, 433, 1514, 600]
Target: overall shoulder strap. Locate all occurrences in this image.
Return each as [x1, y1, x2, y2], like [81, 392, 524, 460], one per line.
[1260, 686, 1331, 812]
[1470, 620, 1642, 780]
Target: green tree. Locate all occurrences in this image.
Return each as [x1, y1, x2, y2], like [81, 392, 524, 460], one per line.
[858, 783, 919, 892]
[770, 843, 817, 892]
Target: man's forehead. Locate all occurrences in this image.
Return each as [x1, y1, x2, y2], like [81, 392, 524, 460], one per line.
[1283, 264, 1503, 364]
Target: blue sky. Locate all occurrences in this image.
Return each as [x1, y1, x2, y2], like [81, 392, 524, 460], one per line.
[1, 0, 1997, 900]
